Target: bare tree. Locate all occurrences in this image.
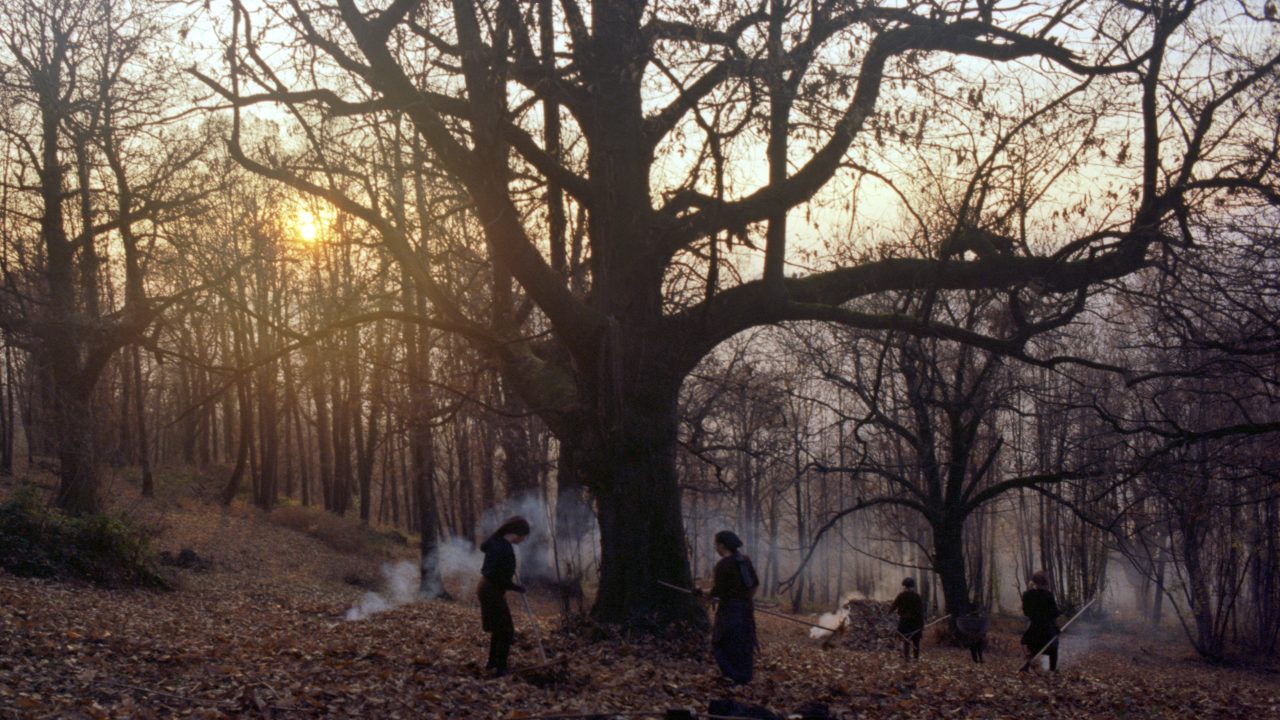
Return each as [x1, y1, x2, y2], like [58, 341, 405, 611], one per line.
[191, 0, 1277, 624]
[0, 0, 208, 513]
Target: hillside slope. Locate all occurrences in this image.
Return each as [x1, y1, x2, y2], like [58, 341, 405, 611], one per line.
[1, 482, 1276, 718]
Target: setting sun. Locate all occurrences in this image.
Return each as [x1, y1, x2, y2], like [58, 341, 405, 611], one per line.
[296, 209, 319, 243]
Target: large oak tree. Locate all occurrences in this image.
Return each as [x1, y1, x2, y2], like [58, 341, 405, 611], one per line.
[196, 0, 1278, 624]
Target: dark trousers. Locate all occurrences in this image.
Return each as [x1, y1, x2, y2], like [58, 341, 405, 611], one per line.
[1022, 627, 1059, 671]
[899, 621, 922, 659]
[487, 631, 513, 671]
[1039, 638, 1059, 671]
[479, 580, 514, 671]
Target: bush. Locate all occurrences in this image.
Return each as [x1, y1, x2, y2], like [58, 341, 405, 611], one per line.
[0, 488, 169, 589]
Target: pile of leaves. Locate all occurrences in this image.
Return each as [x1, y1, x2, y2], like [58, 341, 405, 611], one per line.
[835, 599, 903, 652]
[1, 489, 1277, 718]
[808, 598, 902, 652]
[0, 488, 168, 589]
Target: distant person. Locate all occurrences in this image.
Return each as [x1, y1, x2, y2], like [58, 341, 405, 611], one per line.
[478, 516, 530, 677]
[891, 577, 924, 661]
[701, 530, 760, 685]
[1020, 570, 1061, 672]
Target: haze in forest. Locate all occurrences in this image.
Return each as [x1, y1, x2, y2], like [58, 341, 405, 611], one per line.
[0, 0, 1276, 674]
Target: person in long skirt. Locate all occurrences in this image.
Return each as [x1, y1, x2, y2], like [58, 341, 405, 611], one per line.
[477, 516, 530, 677]
[704, 530, 759, 685]
[1020, 570, 1061, 672]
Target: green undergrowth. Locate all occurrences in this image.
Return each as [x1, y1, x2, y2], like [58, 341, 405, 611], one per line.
[0, 488, 169, 589]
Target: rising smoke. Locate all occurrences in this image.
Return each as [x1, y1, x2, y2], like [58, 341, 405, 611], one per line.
[809, 590, 866, 639]
[345, 560, 420, 621]
[346, 491, 599, 620]
[479, 490, 599, 587]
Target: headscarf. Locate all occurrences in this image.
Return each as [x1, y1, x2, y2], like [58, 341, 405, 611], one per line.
[1031, 570, 1049, 588]
[714, 530, 744, 551]
[902, 577, 916, 589]
[715, 530, 757, 591]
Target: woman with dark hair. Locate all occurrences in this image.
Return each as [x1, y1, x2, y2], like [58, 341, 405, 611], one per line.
[478, 516, 530, 676]
[1021, 570, 1060, 672]
[706, 530, 759, 685]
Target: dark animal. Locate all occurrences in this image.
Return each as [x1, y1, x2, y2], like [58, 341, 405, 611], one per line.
[955, 610, 990, 664]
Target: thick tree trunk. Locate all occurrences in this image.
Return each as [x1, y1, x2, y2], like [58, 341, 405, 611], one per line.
[455, 422, 475, 542]
[1181, 517, 1222, 660]
[53, 382, 98, 515]
[554, 448, 593, 577]
[933, 520, 973, 616]
[576, 382, 704, 627]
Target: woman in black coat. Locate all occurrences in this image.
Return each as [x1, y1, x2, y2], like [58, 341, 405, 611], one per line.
[1020, 570, 1061, 671]
[706, 530, 759, 685]
[477, 516, 530, 676]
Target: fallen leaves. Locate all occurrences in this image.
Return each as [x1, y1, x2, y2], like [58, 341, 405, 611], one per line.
[2, 499, 1278, 719]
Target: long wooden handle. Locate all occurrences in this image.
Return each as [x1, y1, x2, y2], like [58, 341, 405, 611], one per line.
[1020, 596, 1096, 671]
[517, 573, 548, 662]
[657, 580, 834, 632]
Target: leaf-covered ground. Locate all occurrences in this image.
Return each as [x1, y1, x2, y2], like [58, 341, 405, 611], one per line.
[1, 490, 1277, 719]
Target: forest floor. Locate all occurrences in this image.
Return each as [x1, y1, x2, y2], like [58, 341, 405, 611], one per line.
[1, 474, 1278, 719]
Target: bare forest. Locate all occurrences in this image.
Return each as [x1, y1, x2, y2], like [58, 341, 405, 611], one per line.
[1, 0, 1279, 717]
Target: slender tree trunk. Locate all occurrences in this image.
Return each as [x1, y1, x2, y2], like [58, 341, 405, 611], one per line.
[331, 375, 353, 517]
[118, 343, 132, 466]
[412, 407, 443, 596]
[132, 346, 153, 498]
[255, 367, 279, 510]
[311, 357, 335, 511]
[221, 375, 252, 507]
[2, 346, 15, 474]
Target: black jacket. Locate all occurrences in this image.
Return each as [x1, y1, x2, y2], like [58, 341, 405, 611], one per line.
[480, 536, 520, 591]
[1022, 587, 1059, 629]
[1021, 587, 1060, 649]
[711, 553, 759, 602]
[892, 590, 925, 626]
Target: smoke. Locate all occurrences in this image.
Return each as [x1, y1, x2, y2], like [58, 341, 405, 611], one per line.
[410, 491, 601, 602]
[418, 535, 487, 599]
[809, 590, 864, 639]
[346, 492, 600, 620]
[809, 609, 849, 639]
[1053, 618, 1105, 669]
[477, 491, 600, 586]
[345, 560, 420, 621]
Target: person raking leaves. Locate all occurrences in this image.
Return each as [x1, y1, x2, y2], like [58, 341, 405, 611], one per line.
[692, 530, 760, 685]
[478, 515, 530, 677]
[891, 577, 925, 662]
[1020, 570, 1060, 672]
